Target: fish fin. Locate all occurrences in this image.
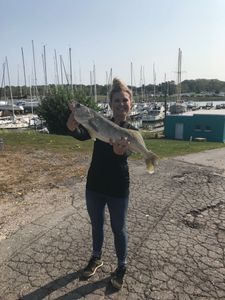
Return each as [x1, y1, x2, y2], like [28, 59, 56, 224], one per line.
[127, 129, 144, 143]
[87, 128, 96, 141]
[145, 151, 159, 174]
[88, 118, 99, 132]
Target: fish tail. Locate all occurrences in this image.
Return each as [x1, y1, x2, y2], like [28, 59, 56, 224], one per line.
[145, 151, 159, 174]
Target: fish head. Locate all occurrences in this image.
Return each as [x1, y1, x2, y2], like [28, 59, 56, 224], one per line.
[72, 101, 93, 123]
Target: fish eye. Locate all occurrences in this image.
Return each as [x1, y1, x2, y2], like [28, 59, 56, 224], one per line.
[76, 103, 81, 108]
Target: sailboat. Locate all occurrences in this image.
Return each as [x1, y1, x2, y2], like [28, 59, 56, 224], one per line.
[169, 48, 187, 114]
[142, 63, 165, 122]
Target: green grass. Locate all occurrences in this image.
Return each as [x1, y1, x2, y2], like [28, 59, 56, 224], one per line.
[0, 130, 93, 153]
[0, 130, 225, 158]
[144, 138, 225, 158]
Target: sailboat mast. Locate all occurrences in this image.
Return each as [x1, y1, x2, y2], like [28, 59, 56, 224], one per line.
[17, 65, 22, 97]
[153, 63, 156, 101]
[54, 49, 60, 88]
[1, 63, 7, 101]
[29, 75, 34, 115]
[79, 62, 82, 90]
[61, 56, 69, 84]
[60, 55, 64, 86]
[43, 45, 48, 91]
[90, 70, 93, 97]
[21, 47, 27, 95]
[130, 62, 133, 94]
[32, 40, 38, 98]
[93, 63, 97, 103]
[140, 66, 143, 101]
[143, 66, 145, 101]
[109, 68, 112, 87]
[5, 56, 15, 120]
[69, 47, 73, 93]
[42, 53, 46, 96]
[177, 48, 182, 102]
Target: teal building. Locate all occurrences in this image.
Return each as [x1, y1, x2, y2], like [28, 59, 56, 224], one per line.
[165, 111, 225, 142]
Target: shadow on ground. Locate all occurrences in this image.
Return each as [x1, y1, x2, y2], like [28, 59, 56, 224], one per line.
[19, 270, 117, 300]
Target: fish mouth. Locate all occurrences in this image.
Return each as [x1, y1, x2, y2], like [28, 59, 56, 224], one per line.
[71, 101, 82, 110]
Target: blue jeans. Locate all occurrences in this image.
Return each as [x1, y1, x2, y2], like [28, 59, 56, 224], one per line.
[86, 189, 129, 267]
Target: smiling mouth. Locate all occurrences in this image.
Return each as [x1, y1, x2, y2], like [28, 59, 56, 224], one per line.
[117, 107, 127, 112]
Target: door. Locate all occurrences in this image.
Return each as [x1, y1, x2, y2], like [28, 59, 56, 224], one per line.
[175, 123, 184, 139]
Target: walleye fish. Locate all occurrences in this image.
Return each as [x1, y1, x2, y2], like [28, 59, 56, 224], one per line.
[72, 102, 159, 174]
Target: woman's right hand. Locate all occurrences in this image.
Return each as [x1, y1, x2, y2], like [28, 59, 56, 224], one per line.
[66, 103, 79, 132]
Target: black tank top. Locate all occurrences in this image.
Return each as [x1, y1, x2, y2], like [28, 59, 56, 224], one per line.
[70, 120, 138, 197]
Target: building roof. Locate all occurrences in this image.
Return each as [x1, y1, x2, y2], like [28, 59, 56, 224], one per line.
[173, 109, 225, 117]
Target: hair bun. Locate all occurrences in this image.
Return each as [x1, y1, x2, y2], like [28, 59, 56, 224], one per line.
[112, 78, 127, 89]
[109, 78, 132, 101]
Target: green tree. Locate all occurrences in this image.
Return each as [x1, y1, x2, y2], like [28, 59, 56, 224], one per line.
[37, 88, 98, 134]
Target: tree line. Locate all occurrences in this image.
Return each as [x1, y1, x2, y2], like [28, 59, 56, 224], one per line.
[1, 79, 225, 99]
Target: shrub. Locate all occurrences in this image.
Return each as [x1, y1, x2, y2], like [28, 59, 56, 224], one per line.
[37, 87, 98, 134]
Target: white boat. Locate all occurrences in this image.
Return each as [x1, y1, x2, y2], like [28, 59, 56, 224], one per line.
[0, 115, 28, 129]
[142, 104, 165, 122]
[0, 114, 42, 129]
[169, 102, 187, 114]
[130, 104, 142, 118]
[97, 103, 112, 118]
[0, 104, 24, 116]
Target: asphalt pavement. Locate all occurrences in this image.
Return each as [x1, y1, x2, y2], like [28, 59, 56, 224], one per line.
[1, 148, 225, 300]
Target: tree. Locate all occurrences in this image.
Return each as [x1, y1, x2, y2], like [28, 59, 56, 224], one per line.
[37, 88, 98, 134]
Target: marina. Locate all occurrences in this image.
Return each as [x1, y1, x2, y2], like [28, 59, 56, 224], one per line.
[1, 97, 225, 131]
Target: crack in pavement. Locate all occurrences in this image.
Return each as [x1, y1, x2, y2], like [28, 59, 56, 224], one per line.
[0, 157, 225, 299]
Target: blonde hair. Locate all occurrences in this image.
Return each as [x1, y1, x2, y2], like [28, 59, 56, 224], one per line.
[109, 78, 133, 103]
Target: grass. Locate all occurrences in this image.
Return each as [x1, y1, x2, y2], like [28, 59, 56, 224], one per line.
[144, 139, 225, 158]
[0, 130, 93, 153]
[0, 130, 225, 158]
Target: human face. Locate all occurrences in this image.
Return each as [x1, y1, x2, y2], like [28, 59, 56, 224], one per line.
[110, 91, 132, 122]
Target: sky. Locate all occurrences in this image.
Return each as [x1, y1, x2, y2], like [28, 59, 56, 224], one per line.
[1, 0, 225, 87]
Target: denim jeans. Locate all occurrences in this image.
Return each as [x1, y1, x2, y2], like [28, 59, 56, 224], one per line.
[86, 189, 129, 267]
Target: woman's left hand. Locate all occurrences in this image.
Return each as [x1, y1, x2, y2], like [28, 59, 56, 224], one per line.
[109, 137, 130, 155]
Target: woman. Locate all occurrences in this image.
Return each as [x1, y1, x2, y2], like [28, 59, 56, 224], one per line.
[67, 78, 137, 290]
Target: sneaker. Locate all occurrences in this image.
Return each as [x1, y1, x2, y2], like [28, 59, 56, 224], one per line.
[81, 256, 103, 279]
[110, 266, 126, 290]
